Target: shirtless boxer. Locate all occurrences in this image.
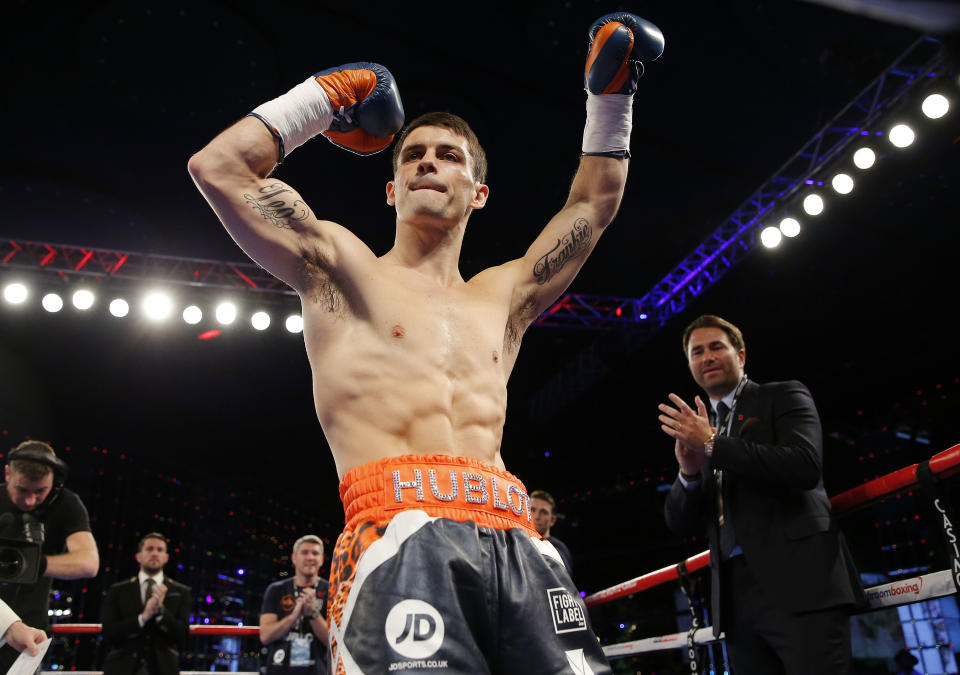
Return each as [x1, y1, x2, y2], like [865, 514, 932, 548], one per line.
[189, 12, 663, 674]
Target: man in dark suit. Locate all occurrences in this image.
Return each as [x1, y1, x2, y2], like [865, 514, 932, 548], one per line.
[660, 314, 864, 674]
[102, 532, 192, 675]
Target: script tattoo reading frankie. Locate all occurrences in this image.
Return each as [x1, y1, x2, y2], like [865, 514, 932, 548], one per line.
[533, 218, 592, 285]
[243, 183, 309, 229]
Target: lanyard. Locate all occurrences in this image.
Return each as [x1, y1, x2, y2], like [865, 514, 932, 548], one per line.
[714, 375, 747, 528]
[715, 374, 748, 437]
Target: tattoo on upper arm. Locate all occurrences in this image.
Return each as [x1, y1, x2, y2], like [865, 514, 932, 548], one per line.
[533, 218, 593, 285]
[243, 183, 309, 229]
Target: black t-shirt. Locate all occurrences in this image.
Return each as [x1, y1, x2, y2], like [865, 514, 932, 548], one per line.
[260, 577, 330, 675]
[0, 485, 92, 627]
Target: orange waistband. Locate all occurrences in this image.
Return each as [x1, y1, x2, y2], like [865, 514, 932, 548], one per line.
[339, 454, 538, 537]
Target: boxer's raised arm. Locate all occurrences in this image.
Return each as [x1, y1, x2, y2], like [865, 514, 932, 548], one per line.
[508, 13, 664, 323]
[188, 63, 404, 293]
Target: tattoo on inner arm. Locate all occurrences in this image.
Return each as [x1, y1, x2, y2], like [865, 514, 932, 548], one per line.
[533, 218, 593, 285]
[243, 183, 309, 229]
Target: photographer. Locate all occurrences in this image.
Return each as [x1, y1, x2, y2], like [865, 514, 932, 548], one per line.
[0, 440, 99, 671]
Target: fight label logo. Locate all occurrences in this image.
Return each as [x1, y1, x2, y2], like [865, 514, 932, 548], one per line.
[547, 588, 587, 634]
[385, 599, 445, 659]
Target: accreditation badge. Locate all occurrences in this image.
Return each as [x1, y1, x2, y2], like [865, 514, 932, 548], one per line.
[290, 634, 313, 667]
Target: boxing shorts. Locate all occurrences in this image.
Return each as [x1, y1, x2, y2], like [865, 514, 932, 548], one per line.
[326, 454, 610, 674]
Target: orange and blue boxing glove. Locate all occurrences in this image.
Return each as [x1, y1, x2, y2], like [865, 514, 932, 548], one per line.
[249, 62, 404, 161]
[582, 12, 664, 158]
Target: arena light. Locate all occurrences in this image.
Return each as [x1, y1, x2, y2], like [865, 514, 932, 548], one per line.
[251, 311, 270, 331]
[3, 282, 28, 304]
[143, 292, 173, 321]
[72, 289, 95, 310]
[853, 147, 876, 169]
[760, 226, 782, 248]
[215, 302, 237, 325]
[888, 123, 915, 148]
[42, 293, 64, 312]
[921, 93, 949, 119]
[285, 314, 304, 334]
[182, 305, 202, 325]
[802, 194, 824, 216]
[779, 217, 801, 238]
[831, 173, 854, 195]
[109, 298, 130, 318]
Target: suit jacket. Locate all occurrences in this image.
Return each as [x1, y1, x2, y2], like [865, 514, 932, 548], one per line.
[102, 575, 192, 675]
[664, 379, 865, 635]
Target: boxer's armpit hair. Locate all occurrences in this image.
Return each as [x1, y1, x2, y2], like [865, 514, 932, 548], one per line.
[301, 244, 345, 316]
[532, 218, 593, 285]
[242, 182, 309, 230]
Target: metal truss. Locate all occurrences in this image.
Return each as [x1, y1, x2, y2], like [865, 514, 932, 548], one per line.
[643, 35, 945, 326]
[532, 293, 647, 330]
[1, 238, 650, 328]
[1, 239, 295, 297]
[528, 35, 950, 420]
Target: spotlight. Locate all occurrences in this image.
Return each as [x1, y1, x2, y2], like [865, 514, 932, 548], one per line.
[251, 311, 271, 331]
[182, 305, 202, 325]
[3, 283, 28, 304]
[42, 293, 64, 312]
[215, 302, 237, 325]
[109, 298, 130, 318]
[72, 289, 95, 310]
[143, 292, 173, 320]
[853, 148, 876, 169]
[921, 93, 949, 119]
[760, 226, 782, 248]
[285, 314, 304, 334]
[831, 173, 854, 195]
[779, 217, 801, 238]
[802, 194, 824, 216]
[888, 124, 915, 148]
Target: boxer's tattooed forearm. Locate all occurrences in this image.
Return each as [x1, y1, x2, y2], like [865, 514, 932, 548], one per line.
[243, 183, 309, 229]
[533, 218, 593, 285]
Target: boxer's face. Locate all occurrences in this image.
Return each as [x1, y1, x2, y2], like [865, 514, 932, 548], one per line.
[4, 467, 53, 512]
[686, 327, 745, 398]
[387, 125, 488, 227]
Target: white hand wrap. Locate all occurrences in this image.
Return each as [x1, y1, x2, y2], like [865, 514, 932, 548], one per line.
[250, 77, 335, 157]
[582, 93, 633, 157]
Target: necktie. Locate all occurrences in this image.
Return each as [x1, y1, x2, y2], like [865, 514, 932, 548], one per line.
[713, 401, 737, 557]
[716, 401, 731, 435]
[144, 577, 156, 605]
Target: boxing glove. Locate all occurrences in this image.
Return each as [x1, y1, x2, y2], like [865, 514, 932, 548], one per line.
[585, 13, 664, 95]
[249, 62, 404, 160]
[316, 62, 405, 155]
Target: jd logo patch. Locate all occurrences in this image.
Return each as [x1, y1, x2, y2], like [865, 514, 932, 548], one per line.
[547, 588, 587, 634]
[384, 599, 445, 659]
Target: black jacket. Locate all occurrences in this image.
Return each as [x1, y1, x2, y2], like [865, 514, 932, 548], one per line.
[102, 575, 192, 675]
[664, 379, 865, 635]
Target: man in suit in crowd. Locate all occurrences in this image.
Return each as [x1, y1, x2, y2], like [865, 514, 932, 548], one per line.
[660, 314, 864, 674]
[102, 532, 192, 675]
[529, 490, 574, 576]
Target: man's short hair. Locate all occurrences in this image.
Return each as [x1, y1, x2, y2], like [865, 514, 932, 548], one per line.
[138, 532, 169, 551]
[681, 314, 746, 356]
[293, 534, 324, 557]
[391, 111, 488, 185]
[529, 490, 556, 514]
[8, 440, 57, 482]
